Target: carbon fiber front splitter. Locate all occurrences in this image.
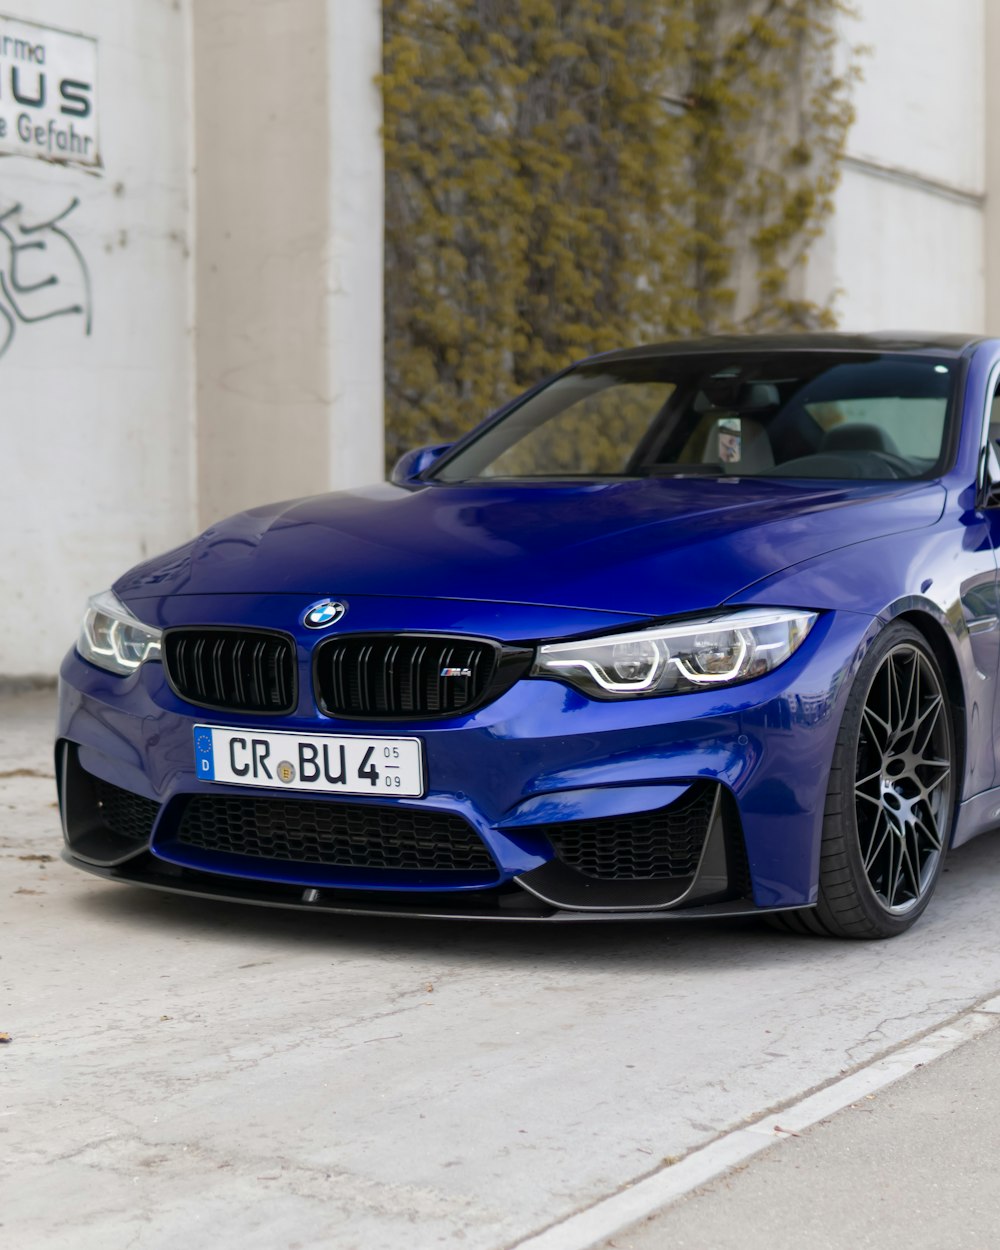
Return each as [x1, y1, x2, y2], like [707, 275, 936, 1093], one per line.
[62, 849, 798, 923]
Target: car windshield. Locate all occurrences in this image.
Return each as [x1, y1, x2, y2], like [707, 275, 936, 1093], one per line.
[430, 351, 957, 483]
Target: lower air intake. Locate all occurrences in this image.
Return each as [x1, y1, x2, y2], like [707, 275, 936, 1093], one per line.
[175, 794, 499, 879]
[542, 785, 716, 881]
[94, 777, 160, 844]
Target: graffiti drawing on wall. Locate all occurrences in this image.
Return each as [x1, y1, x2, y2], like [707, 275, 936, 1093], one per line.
[0, 195, 92, 362]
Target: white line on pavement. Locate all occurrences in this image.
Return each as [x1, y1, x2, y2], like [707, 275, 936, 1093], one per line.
[510, 1001, 1000, 1250]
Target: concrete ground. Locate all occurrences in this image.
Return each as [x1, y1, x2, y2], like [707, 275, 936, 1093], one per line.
[596, 1023, 1000, 1250]
[4, 687, 1000, 1249]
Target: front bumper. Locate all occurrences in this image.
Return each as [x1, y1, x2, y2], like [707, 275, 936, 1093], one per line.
[56, 604, 876, 918]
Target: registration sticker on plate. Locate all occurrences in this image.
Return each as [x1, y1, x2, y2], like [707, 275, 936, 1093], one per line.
[193, 725, 424, 798]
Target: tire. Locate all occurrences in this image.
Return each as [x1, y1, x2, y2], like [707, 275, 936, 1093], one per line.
[774, 621, 957, 940]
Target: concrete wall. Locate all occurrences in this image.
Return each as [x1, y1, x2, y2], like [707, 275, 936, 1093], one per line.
[193, 0, 384, 529]
[984, 0, 1000, 335]
[0, 1, 194, 678]
[809, 0, 986, 331]
[193, 0, 331, 526]
[2, 0, 384, 678]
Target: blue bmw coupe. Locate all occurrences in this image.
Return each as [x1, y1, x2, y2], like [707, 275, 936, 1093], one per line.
[58, 333, 1000, 937]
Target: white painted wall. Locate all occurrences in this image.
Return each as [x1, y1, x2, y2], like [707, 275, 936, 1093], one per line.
[810, 0, 987, 332]
[983, 1, 1000, 335]
[0, 0, 194, 677]
[1, 0, 385, 678]
[848, 0, 983, 194]
[830, 170, 983, 331]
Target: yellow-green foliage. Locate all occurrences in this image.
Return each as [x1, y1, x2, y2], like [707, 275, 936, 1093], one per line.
[382, 0, 858, 462]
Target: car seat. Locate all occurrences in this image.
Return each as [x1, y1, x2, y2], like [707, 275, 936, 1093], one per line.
[819, 423, 901, 456]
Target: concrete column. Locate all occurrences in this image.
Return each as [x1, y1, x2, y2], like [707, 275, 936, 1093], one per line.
[327, 0, 385, 491]
[985, 0, 1000, 334]
[193, 0, 383, 528]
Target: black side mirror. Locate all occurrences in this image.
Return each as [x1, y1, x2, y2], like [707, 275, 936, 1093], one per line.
[390, 444, 451, 485]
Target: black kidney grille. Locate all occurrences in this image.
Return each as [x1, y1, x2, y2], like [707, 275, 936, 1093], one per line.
[94, 777, 160, 844]
[542, 786, 716, 881]
[164, 629, 296, 713]
[315, 634, 505, 719]
[176, 794, 497, 878]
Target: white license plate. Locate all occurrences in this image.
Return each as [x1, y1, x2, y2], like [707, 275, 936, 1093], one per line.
[193, 725, 424, 798]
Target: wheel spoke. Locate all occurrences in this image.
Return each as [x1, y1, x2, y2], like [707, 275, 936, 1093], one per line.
[913, 808, 943, 853]
[862, 706, 890, 750]
[911, 695, 944, 756]
[899, 829, 922, 900]
[920, 767, 952, 797]
[886, 659, 900, 730]
[899, 653, 919, 734]
[884, 825, 900, 907]
[862, 811, 890, 873]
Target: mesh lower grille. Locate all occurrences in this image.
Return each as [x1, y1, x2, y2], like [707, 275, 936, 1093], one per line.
[94, 778, 160, 844]
[314, 633, 517, 719]
[176, 795, 498, 877]
[163, 629, 296, 714]
[543, 786, 715, 881]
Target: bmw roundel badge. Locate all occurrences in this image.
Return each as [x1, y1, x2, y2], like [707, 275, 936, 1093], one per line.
[302, 599, 348, 630]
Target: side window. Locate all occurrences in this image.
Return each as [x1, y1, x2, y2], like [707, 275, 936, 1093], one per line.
[987, 440, 1000, 483]
[989, 387, 1000, 459]
[983, 384, 1000, 494]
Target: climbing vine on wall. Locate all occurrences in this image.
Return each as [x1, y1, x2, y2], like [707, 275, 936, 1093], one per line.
[382, 0, 859, 462]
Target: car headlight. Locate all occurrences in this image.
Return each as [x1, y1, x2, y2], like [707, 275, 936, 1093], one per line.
[77, 590, 162, 676]
[530, 608, 818, 699]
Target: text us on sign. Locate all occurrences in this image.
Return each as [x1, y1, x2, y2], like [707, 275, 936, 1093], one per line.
[0, 14, 99, 170]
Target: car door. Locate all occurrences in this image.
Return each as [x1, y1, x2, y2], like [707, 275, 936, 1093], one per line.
[967, 374, 1000, 790]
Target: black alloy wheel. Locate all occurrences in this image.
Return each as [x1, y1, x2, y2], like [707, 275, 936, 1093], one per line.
[770, 621, 956, 939]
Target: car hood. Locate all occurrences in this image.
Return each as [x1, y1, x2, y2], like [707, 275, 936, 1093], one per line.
[116, 478, 946, 620]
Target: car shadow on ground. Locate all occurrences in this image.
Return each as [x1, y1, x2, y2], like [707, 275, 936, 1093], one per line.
[63, 827, 1000, 977]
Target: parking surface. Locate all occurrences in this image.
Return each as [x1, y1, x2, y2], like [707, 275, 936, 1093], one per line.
[6, 688, 1000, 1249]
[595, 1021, 1000, 1250]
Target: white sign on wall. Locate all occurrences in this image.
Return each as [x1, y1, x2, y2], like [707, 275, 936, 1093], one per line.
[0, 15, 98, 170]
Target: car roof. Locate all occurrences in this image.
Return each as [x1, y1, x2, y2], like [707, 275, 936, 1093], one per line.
[586, 331, 989, 365]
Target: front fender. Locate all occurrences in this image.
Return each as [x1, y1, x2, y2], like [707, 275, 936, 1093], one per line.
[729, 508, 999, 801]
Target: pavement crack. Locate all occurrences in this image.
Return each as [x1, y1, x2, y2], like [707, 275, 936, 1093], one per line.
[843, 996, 969, 1064]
